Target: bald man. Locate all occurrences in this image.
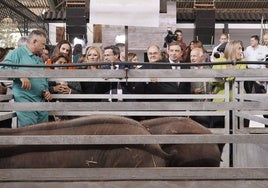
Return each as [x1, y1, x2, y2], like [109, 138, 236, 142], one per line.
[134, 43, 191, 97]
[190, 47, 214, 127]
[190, 47, 205, 66]
[147, 45, 162, 63]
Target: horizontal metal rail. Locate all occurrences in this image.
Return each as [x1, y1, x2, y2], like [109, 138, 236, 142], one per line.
[50, 110, 225, 116]
[0, 101, 267, 111]
[0, 135, 266, 145]
[0, 168, 267, 181]
[0, 69, 268, 79]
[0, 112, 15, 121]
[51, 93, 224, 100]
[235, 111, 268, 125]
[234, 94, 268, 102]
[0, 94, 13, 102]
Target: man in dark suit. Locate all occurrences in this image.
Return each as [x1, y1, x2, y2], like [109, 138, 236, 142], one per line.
[134, 43, 191, 97]
[100, 45, 133, 101]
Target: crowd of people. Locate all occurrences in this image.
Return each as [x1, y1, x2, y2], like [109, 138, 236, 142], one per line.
[1, 29, 268, 128]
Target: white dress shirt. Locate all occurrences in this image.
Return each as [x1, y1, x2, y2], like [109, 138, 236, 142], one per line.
[169, 58, 180, 86]
[244, 45, 268, 69]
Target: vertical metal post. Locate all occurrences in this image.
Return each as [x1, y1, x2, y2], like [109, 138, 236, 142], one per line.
[23, 18, 29, 36]
[223, 23, 229, 40]
[124, 26, 128, 62]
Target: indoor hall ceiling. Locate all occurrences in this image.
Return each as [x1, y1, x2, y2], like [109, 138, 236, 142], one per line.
[0, 0, 49, 35]
[9, 0, 268, 22]
[176, 0, 268, 23]
[175, 0, 268, 9]
[0, 0, 83, 34]
[16, 0, 63, 16]
[176, 8, 268, 23]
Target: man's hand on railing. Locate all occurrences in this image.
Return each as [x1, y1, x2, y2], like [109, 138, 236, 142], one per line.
[43, 90, 52, 101]
[20, 77, 31, 90]
[194, 87, 202, 94]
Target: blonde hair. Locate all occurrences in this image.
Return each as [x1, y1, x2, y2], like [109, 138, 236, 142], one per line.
[224, 40, 243, 62]
[85, 46, 103, 62]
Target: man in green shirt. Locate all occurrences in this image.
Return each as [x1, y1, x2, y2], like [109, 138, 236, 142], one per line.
[2, 30, 52, 127]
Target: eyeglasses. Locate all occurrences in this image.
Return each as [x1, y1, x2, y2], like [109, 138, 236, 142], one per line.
[148, 52, 160, 56]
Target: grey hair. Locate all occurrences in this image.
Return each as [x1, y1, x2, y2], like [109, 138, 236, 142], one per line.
[17, 36, 28, 47]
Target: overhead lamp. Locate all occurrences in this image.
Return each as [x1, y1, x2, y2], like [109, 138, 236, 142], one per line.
[115, 35, 125, 44]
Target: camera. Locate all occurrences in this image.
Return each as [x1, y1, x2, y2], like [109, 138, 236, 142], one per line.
[163, 30, 178, 48]
[214, 42, 227, 59]
[213, 52, 220, 59]
[265, 54, 268, 61]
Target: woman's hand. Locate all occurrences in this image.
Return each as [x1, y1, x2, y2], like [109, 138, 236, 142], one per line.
[57, 84, 71, 94]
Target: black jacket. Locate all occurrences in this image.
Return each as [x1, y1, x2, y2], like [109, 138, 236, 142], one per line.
[100, 64, 134, 94]
[81, 64, 134, 102]
[133, 60, 191, 100]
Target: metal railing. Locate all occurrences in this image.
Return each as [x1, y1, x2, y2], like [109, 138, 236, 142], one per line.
[0, 66, 267, 186]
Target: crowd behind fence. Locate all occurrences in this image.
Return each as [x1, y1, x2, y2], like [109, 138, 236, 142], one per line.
[0, 65, 267, 184]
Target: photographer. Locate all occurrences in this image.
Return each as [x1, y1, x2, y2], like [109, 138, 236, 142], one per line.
[174, 29, 187, 52]
[164, 29, 186, 62]
[211, 33, 228, 62]
[213, 42, 228, 60]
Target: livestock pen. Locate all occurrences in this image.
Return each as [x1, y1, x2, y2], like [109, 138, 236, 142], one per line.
[0, 62, 267, 187]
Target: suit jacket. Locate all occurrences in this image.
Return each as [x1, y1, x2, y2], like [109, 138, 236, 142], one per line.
[134, 59, 191, 100]
[100, 63, 134, 94]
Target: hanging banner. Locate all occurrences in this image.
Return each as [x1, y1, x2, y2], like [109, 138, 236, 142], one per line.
[90, 0, 160, 27]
